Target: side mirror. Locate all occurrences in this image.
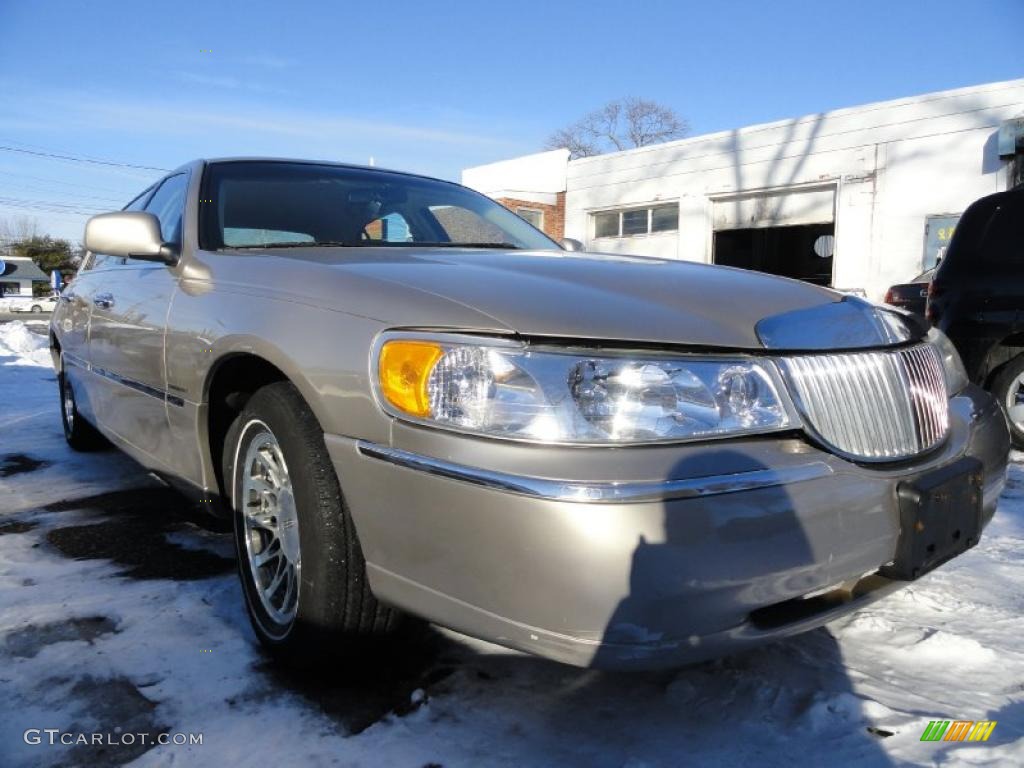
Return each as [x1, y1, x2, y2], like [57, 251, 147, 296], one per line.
[84, 212, 179, 265]
[561, 237, 584, 252]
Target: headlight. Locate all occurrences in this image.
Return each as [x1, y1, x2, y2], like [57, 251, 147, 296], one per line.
[375, 335, 795, 444]
[927, 327, 969, 395]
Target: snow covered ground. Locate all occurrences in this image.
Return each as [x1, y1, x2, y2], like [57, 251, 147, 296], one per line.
[1, 318, 1022, 767]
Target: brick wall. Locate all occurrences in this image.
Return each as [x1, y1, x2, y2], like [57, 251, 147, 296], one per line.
[496, 193, 566, 241]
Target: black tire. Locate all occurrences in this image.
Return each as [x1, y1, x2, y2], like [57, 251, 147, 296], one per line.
[991, 356, 1024, 449]
[31, 305, 42, 313]
[223, 381, 401, 667]
[59, 355, 106, 451]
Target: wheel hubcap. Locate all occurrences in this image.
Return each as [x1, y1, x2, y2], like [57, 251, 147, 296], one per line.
[241, 429, 300, 627]
[1006, 373, 1024, 431]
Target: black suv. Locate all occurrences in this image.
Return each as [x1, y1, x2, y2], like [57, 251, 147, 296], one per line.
[928, 186, 1024, 446]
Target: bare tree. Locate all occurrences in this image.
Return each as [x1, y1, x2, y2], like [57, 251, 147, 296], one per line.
[0, 215, 39, 244]
[545, 127, 599, 162]
[545, 98, 688, 159]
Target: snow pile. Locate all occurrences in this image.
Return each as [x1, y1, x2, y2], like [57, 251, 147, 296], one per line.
[0, 321, 52, 367]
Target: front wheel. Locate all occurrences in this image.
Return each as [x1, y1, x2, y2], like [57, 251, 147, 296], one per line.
[223, 381, 401, 666]
[991, 355, 1024, 449]
[31, 305, 42, 313]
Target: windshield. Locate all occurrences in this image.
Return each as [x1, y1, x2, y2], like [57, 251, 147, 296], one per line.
[198, 161, 559, 251]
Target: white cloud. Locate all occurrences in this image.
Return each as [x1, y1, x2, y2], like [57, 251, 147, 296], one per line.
[241, 54, 295, 70]
[174, 71, 246, 89]
[172, 71, 287, 94]
[72, 94, 517, 149]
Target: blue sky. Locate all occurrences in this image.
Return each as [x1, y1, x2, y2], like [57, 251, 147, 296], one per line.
[1, 0, 1021, 242]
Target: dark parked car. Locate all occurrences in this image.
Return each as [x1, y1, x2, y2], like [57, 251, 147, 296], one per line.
[928, 186, 1024, 446]
[884, 268, 934, 317]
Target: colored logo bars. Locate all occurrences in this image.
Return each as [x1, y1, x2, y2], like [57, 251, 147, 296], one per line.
[920, 720, 997, 742]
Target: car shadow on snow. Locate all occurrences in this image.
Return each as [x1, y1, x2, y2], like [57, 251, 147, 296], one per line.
[270, 448, 901, 762]
[582, 447, 898, 763]
[255, 623, 467, 735]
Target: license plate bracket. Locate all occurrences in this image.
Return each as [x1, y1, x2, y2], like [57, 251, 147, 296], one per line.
[879, 457, 984, 581]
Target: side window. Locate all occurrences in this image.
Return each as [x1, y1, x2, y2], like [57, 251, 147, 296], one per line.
[124, 187, 154, 212]
[85, 184, 156, 270]
[145, 174, 189, 245]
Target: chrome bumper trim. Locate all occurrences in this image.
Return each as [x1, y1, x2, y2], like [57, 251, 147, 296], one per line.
[356, 441, 834, 503]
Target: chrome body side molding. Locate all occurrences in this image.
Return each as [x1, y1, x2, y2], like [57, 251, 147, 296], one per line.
[356, 441, 834, 503]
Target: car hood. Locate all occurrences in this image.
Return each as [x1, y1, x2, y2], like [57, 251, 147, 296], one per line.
[270, 247, 919, 351]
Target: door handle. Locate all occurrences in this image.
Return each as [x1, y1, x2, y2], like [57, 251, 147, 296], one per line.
[93, 293, 115, 309]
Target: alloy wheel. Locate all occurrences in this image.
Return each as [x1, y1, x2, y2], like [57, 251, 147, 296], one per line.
[1005, 372, 1024, 432]
[62, 375, 75, 431]
[240, 427, 301, 627]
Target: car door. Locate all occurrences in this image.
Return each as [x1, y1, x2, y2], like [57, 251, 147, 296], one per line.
[54, 254, 105, 424]
[87, 173, 188, 464]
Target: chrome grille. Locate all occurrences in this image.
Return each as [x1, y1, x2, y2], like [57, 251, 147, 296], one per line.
[783, 343, 949, 461]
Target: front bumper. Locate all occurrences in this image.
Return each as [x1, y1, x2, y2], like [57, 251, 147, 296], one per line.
[325, 384, 1009, 670]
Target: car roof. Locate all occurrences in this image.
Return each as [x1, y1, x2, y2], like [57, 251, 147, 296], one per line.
[184, 157, 454, 186]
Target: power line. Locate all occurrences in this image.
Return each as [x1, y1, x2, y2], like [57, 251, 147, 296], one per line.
[1, 182, 124, 206]
[1, 137, 160, 165]
[0, 144, 170, 172]
[0, 195, 99, 209]
[0, 169, 134, 196]
[0, 209, 89, 224]
[0, 196, 100, 216]
[0, 238, 76, 245]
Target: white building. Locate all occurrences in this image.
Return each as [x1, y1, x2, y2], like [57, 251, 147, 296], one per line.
[463, 79, 1024, 300]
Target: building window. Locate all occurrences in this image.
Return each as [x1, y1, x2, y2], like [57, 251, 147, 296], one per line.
[651, 204, 679, 233]
[622, 209, 648, 236]
[593, 203, 679, 238]
[594, 211, 619, 238]
[516, 207, 544, 230]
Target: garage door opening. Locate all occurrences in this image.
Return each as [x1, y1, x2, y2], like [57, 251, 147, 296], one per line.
[714, 223, 835, 287]
[711, 185, 836, 287]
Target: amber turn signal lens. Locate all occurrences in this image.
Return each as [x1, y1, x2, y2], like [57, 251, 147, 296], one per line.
[378, 340, 444, 417]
